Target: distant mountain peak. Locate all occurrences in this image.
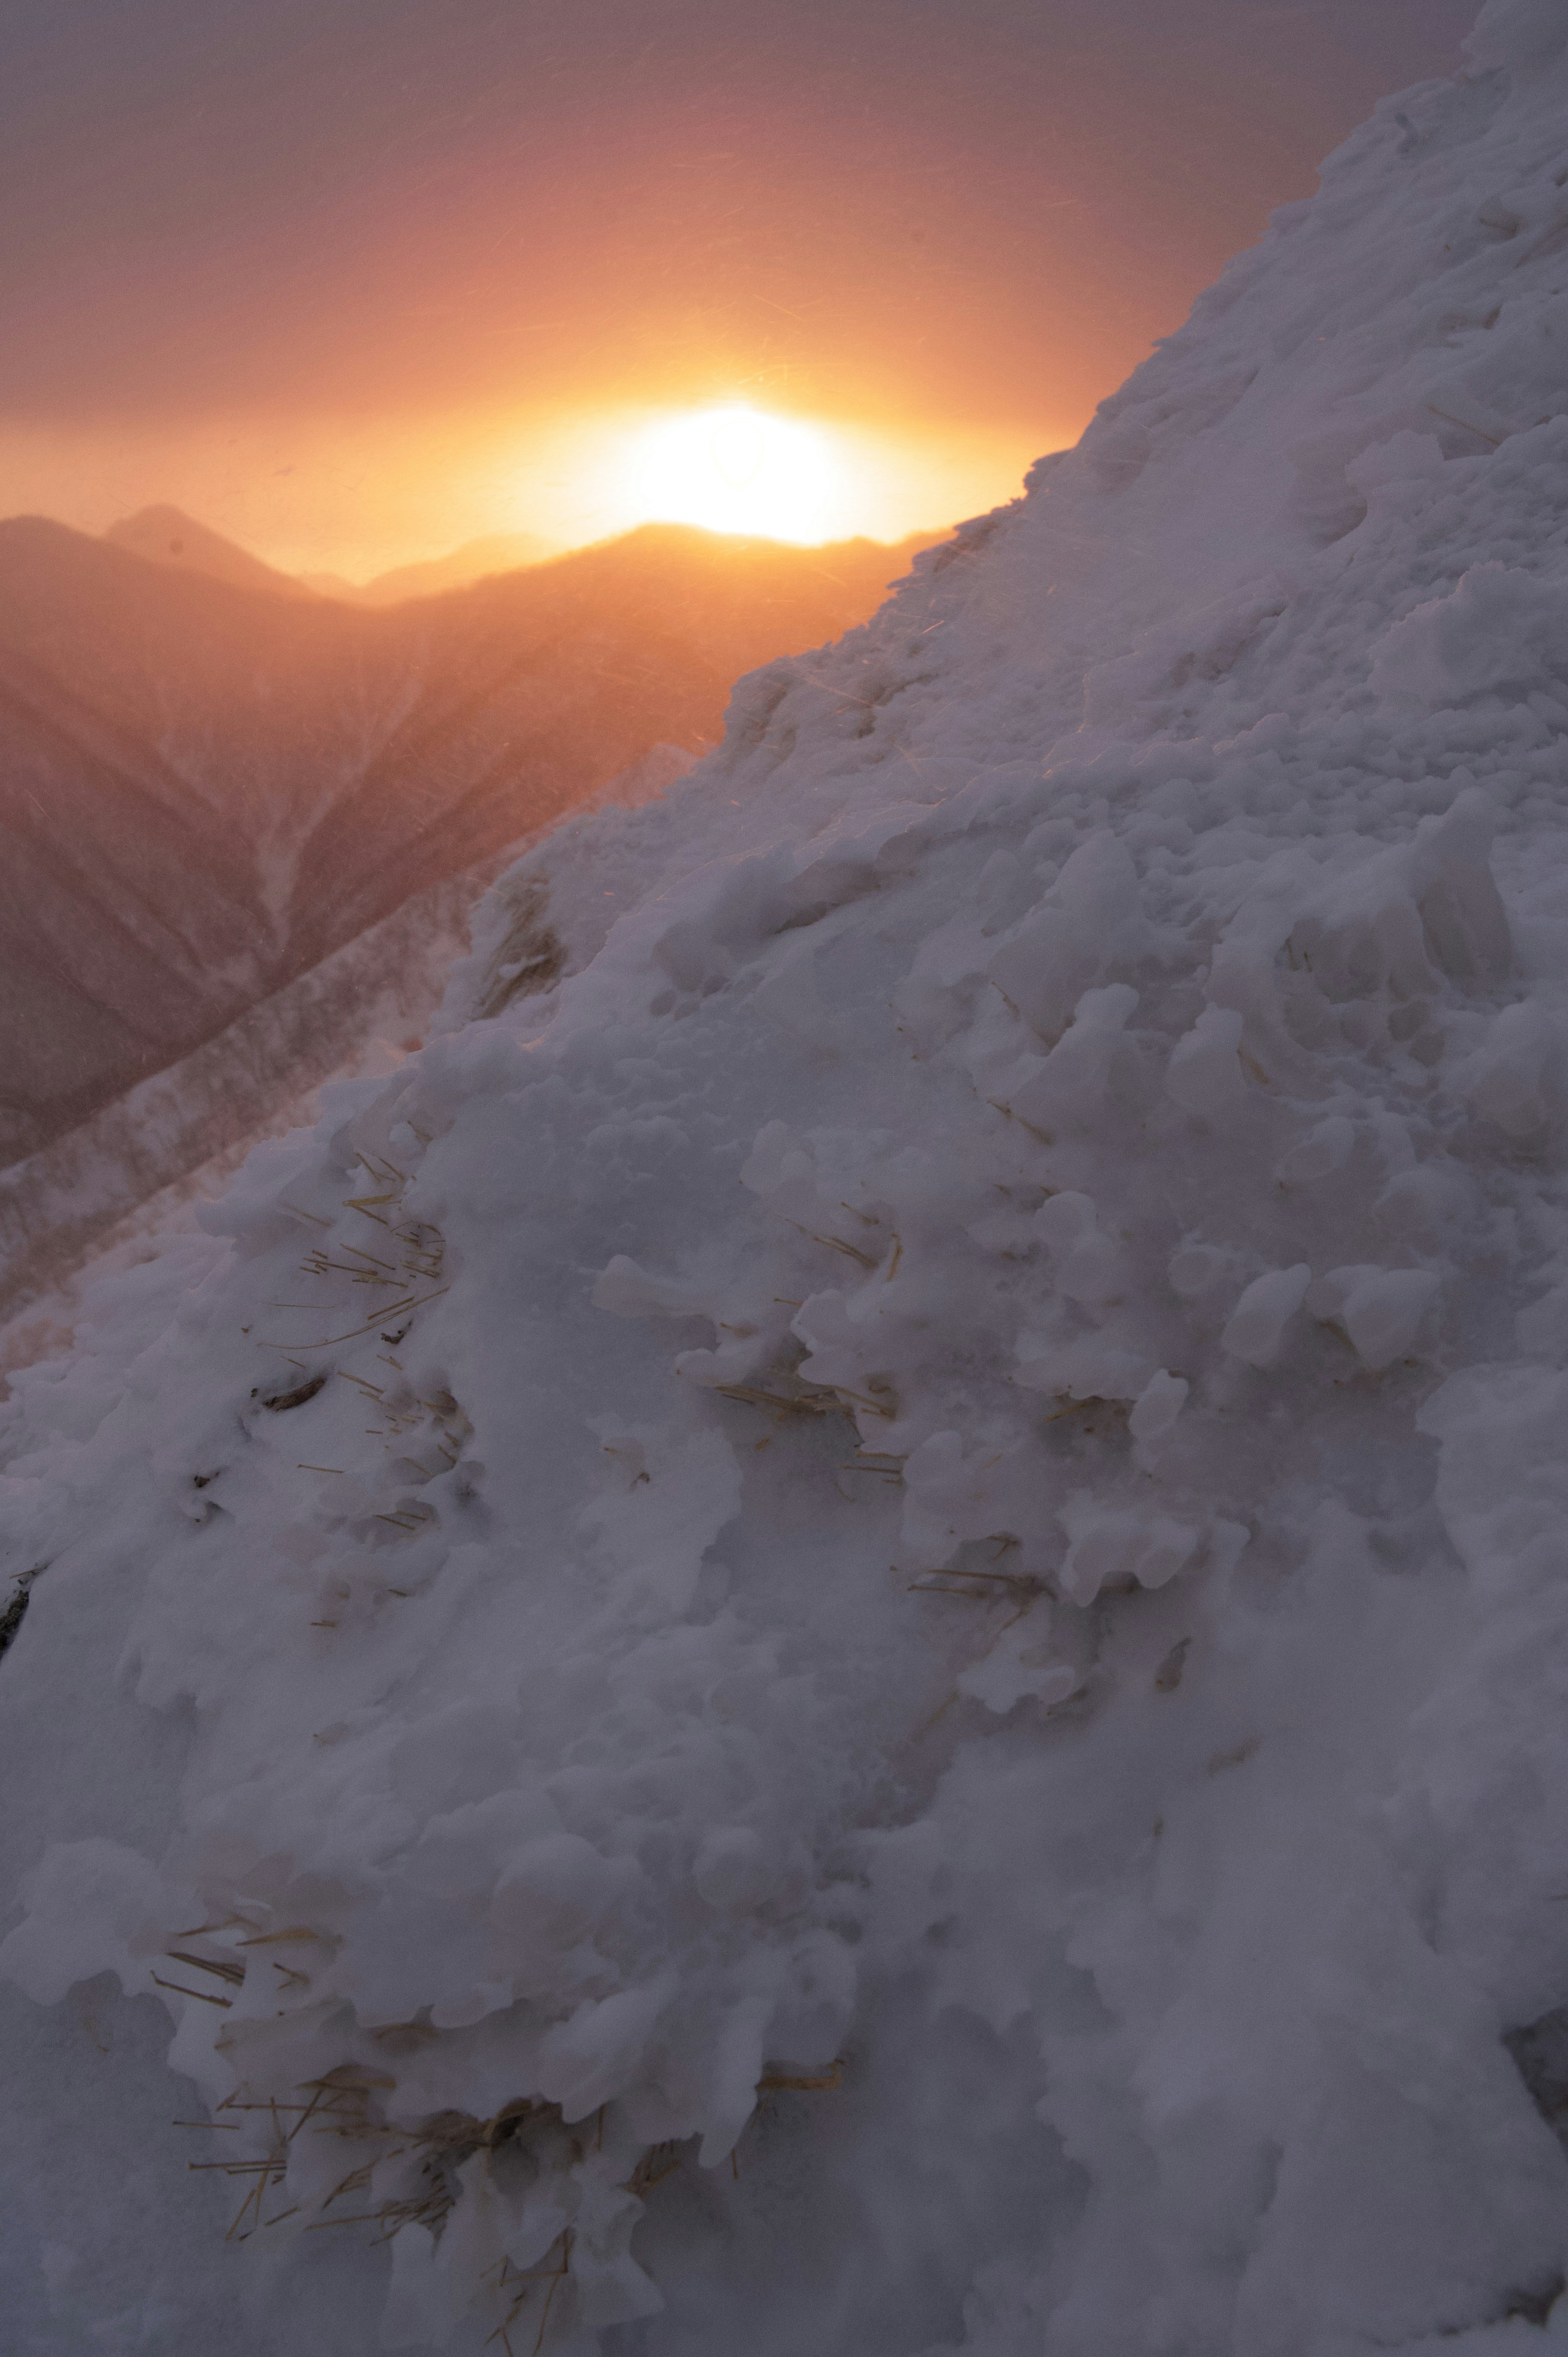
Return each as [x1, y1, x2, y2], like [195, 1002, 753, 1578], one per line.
[301, 528, 557, 605]
[103, 504, 318, 600]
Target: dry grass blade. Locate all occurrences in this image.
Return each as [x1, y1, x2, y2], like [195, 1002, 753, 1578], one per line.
[151, 1973, 232, 2008]
[811, 1231, 879, 1270]
[311, 2121, 410, 2140]
[1426, 400, 1503, 447]
[341, 1244, 396, 1272]
[307, 1256, 401, 1284]
[715, 1383, 833, 1417]
[758, 2059, 845, 2092]
[830, 1384, 895, 1418]
[274, 1287, 450, 1350]
[909, 1568, 1040, 1599]
[165, 1948, 246, 1986]
[321, 2159, 383, 2209]
[298, 2066, 396, 2093]
[499, 2232, 573, 2357]
[226, 2162, 281, 2242]
[261, 1372, 329, 1413]
[624, 2141, 686, 2196]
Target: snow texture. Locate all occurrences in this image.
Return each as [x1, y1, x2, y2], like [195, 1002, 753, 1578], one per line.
[7, 8, 1568, 2351]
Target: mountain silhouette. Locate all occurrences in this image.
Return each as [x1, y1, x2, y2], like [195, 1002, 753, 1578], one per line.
[300, 531, 557, 605]
[0, 514, 933, 1193]
[102, 504, 320, 600]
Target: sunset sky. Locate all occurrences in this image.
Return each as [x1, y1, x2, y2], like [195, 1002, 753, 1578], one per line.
[4, 0, 1477, 577]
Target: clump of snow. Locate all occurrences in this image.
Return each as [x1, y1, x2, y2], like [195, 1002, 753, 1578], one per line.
[8, 9, 1568, 2352]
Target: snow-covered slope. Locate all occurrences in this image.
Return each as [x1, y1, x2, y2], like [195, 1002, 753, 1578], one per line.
[6, 7, 1568, 2352]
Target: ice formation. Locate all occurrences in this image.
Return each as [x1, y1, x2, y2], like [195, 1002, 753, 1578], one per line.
[7, 6, 1568, 2350]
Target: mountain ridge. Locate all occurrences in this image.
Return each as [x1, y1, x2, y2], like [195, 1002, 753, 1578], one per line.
[0, 509, 938, 1238]
[103, 502, 322, 600]
[298, 529, 558, 604]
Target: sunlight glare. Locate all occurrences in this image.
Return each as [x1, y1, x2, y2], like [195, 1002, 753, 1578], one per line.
[627, 406, 840, 542]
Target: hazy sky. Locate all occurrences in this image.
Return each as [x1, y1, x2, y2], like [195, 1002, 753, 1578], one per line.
[3, 0, 1479, 572]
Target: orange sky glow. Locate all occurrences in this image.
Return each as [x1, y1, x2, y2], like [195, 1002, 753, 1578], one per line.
[2, 0, 1476, 577]
[0, 405, 1051, 577]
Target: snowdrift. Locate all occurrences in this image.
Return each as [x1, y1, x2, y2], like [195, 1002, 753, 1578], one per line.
[7, 7, 1568, 2351]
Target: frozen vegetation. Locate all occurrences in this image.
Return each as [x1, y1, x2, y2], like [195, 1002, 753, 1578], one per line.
[6, 4, 1568, 2348]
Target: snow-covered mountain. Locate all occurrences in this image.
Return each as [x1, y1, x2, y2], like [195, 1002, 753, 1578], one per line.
[6, 5, 1568, 2352]
[0, 520, 928, 1302]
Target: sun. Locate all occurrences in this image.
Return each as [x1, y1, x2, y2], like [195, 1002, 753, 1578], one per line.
[626, 405, 841, 542]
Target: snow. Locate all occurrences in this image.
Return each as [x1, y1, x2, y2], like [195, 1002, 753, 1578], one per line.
[7, 5, 1568, 2350]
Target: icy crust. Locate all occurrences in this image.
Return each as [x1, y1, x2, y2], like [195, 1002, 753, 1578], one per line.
[9, 10, 1568, 2355]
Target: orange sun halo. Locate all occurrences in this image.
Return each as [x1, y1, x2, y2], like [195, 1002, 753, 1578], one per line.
[624, 406, 840, 542]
